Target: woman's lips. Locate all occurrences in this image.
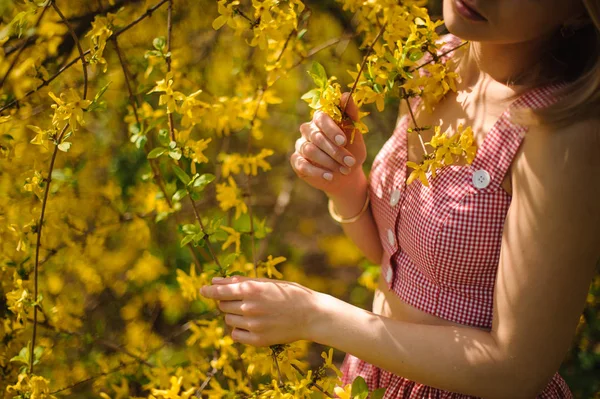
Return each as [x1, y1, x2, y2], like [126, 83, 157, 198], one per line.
[452, 0, 487, 22]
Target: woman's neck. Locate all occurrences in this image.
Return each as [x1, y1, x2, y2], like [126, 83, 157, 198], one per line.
[459, 35, 553, 90]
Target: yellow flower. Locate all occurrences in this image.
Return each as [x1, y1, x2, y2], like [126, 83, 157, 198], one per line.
[215, 176, 248, 219]
[7, 373, 56, 399]
[458, 124, 477, 163]
[220, 225, 241, 253]
[333, 383, 353, 399]
[126, 250, 168, 284]
[406, 160, 430, 187]
[147, 71, 186, 113]
[186, 138, 212, 165]
[259, 255, 285, 279]
[152, 376, 196, 399]
[48, 88, 91, 131]
[212, 0, 241, 30]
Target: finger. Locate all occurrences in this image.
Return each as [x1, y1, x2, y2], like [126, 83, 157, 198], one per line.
[313, 111, 348, 146]
[295, 138, 350, 175]
[305, 121, 357, 169]
[224, 313, 265, 332]
[231, 327, 265, 347]
[200, 283, 244, 300]
[211, 275, 253, 285]
[290, 152, 334, 182]
[218, 300, 244, 315]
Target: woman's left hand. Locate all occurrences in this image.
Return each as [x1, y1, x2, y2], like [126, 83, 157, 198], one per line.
[199, 275, 321, 347]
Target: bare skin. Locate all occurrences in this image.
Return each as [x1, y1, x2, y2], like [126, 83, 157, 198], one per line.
[374, 69, 526, 326]
[200, 0, 600, 396]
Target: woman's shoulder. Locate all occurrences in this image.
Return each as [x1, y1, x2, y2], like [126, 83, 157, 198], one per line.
[514, 116, 600, 192]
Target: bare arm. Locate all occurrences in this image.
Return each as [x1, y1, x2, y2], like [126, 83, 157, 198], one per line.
[326, 168, 383, 264]
[309, 119, 600, 397]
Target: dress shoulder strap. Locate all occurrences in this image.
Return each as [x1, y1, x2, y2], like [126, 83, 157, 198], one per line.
[470, 83, 567, 191]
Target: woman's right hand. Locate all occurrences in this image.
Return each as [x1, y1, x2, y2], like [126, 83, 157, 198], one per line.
[290, 92, 367, 197]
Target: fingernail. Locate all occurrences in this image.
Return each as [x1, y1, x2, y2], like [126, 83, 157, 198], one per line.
[323, 172, 333, 181]
[212, 277, 224, 282]
[344, 156, 355, 167]
[335, 135, 346, 146]
[339, 166, 350, 175]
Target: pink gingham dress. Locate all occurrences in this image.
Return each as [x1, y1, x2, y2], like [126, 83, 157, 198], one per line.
[338, 34, 572, 398]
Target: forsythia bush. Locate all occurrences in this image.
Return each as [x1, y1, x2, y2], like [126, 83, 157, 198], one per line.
[0, 0, 597, 398]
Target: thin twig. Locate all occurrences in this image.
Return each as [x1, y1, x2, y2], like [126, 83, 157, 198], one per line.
[0, 4, 50, 88]
[414, 41, 469, 71]
[0, 0, 170, 113]
[342, 22, 387, 115]
[49, 361, 140, 394]
[111, 35, 205, 267]
[403, 92, 428, 156]
[290, 364, 334, 398]
[52, 0, 89, 100]
[29, 122, 69, 374]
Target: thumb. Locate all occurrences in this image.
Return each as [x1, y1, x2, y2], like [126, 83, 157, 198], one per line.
[340, 92, 360, 122]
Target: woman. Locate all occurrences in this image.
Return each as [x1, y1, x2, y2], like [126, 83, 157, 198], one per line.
[199, 0, 600, 397]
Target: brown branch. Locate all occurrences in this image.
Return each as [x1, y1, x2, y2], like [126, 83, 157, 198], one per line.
[29, 0, 93, 374]
[111, 35, 205, 267]
[0, 4, 50, 88]
[154, 0, 221, 271]
[342, 22, 387, 116]
[195, 350, 220, 396]
[414, 41, 469, 71]
[290, 364, 334, 398]
[0, 0, 170, 114]
[49, 360, 141, 395]
[29, 122, 68, 374]
[51, 0, 89, 100]
[403, 90, 428, 156]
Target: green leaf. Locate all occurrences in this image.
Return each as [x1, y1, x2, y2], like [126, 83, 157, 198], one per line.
[88, 81, 112, 112]
[157, 128, 170, 146]
[172, 164, 191, 185]
[129, 123, 141, 135]
[409, 50, 424, 62]
[190, 191, 202, 201]
[172, 189, 188, 202]
[222, 253, 241, 267]
[180, 235, 194, 247]
[169, 140, 177, 149]
[371, 388, 386, 399]
[155, 211, 170, 223]
[58, 142, 72, 152]
[308, 61, 327, 88]
[144, 49, 163, 59]
[135, 135, 147, 149]
[181, 224, 199, 235]
[153, 36, 166, 51]
[351, 376, 368, 399]
[147, 147, 167, 159]
[169, 148, 182, 160]
[190, 173, 215, 191]
[297, 28, 308, 40]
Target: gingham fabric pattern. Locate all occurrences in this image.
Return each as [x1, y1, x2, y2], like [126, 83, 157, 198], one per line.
[338, 34, 572, 398]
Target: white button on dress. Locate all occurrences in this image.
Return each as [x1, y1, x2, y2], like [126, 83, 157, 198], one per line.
[387, 229, 395, 246]
[472, 169, 491, 189]
[389, 189, 401, 206]
[385, 267, 393, 284]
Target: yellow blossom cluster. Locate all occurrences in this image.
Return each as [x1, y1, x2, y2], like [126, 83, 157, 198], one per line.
[2, 0, 592, 398]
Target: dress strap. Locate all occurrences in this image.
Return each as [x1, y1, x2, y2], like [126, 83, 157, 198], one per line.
[469, 83, 566, 192]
